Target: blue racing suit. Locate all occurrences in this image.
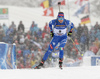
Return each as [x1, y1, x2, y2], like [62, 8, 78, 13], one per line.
[43, 19, 74, 61]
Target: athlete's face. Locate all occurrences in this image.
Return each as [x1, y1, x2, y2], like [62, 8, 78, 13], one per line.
[58, 17, 64, 23]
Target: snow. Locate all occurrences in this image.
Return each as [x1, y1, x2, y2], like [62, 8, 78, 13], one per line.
[0, 66, 100, 79]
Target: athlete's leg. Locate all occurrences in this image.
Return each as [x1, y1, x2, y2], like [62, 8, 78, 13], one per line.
[43, 36, 59, 61]
[59, 36, 67, 68]
[59, 37, 67, 59]
[34, 36, 60, 69]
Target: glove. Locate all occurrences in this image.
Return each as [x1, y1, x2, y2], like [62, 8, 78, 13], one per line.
[68, 31, 72, 37]
[50, 31, 54, 37]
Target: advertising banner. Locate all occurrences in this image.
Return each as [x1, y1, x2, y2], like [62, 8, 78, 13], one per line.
[0, 8, 8, 19]
[0, 43, 16, 69]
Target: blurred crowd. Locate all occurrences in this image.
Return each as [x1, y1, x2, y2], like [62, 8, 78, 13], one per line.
[0, 21, 100, 68]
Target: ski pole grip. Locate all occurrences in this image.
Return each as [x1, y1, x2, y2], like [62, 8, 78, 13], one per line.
[58, 2, 61, 5]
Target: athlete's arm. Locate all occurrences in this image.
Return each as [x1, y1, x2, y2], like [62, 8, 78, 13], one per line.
[49, 19, 56, 31]
[49, 19, 56, 37]
[66, 20, 74, 32]
[66, 20, 74, 37]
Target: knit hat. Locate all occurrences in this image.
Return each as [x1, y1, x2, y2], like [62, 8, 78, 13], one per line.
[58, 12, 64, 18]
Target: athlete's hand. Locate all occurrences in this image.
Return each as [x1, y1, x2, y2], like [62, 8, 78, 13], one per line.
[68, 31, 72, 37]
[50, 31, 54, 37]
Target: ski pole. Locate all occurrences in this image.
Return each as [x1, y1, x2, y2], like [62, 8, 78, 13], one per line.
[70, 38, 83, 56]
[58, 2, 61, 12]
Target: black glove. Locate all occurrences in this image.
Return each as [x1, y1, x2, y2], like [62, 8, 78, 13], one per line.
[68, 31, 72, 37]
[50, 31, 54, 37]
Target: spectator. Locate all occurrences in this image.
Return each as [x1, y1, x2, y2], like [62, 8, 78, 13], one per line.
[72, 27, 77, 41]
[80, 33, 87, 44]
[26, 31, 31, 40]
[13, 33, 18, 42]
[33, 24, 39, 33]
[25, 39, 32, 50]
[94, 22, 100, 32]
[30, 21, 35, 35]
[2, 33, 13, 44]
[83, 24, 88, 34]
[94, 38, 100, 49]
[80, 33, 87, 52]
[89, 42, 99, 55]
[71, 45, 78, 60]
[31, 21, 35, 28]
[2, 23, 8, 34]
[8, 34, 13, 44]
[6, 26, 14, 36]
[10, 21, 16, 29]
[37, 29, 42, 37]
[30, 58, 36, 67]
[96, 46, 100, 56]
[23, 47, 31, 57]
[17, 29, 23, 36]
[2, 34, 7, 43]
[42, 30, 46, 39]
[95, 29, 100, 41]
[73, 39, 79, 45]
[77, 23, 83, 42]
[17, 57, 24, 69]
[35, 53, 41, 63]
[33, 31, 38, 39]
[19, 42, 26, 51]
[30, 48, 34, 55]
[0, 24, 3, 33]
[17, 49, 23, 60]
[13, 28, 17, 36]
[89, 28, 96, 43]
[44, 22, 50, 33]
[65, 42, 73, 58]
[18, 21, 25, 32]
[85, 31, 89, 50]
[23, 46, 31, 66]
[25, 60, 31, 68]
[19, 35, 25, 44]
[0, 25, 4, 41]
[73, 39, 81, 54]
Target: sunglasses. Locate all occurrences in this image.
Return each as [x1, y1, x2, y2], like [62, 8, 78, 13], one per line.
[58, 18, 64, 20]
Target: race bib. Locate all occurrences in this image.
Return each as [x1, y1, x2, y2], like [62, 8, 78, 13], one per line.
[54, 28, 67, 36]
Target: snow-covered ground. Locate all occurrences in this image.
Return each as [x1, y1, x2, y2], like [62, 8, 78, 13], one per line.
[0, 66, 100, 79]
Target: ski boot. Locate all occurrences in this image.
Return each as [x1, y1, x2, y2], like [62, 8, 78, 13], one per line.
[59, 58, 63, 69]
[34, 60, 45, 69]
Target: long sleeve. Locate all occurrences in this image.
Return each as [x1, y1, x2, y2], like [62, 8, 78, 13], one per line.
[66, 20, 74, 32]
[49, 19, 56, 31]
[49, 21, 53, 31]
[70, 22, 74, 32]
